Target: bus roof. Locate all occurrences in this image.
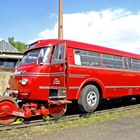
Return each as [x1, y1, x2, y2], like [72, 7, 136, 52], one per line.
[29, 39, 140, 59]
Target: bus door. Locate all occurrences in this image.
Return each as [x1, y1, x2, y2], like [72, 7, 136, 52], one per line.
[50, 42, 67, 89]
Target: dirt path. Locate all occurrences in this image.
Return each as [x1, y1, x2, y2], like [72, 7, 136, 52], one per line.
[36, 114, 140, 140]
[1, 114, 140, 140]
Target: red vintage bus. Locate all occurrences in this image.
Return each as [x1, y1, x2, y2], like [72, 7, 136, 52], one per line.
[0, 39, 140, 124]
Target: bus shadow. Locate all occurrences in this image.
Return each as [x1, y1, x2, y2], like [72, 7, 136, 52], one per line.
[66, 97, 140, 116]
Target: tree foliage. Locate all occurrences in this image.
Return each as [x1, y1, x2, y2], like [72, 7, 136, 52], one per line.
[8, 37, 27, 52]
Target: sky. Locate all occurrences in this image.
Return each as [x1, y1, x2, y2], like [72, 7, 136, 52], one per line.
[0, 0, 140, 53]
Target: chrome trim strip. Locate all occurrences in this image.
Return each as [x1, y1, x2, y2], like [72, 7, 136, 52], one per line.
[69, 64, 140, 73]
[22, 72, 49, 76]
[7, 90, 19, 94]
[69, 74, 89, 78]
[11, 72, 22, 77]
[50, 72, 64, 76]
[50, 86, 66, 89]
[105, 86, 140, 89]
[12, 72, 65, 77]
[39, 86, 50, 89]
[49, 96, 66, 99]
[39, 86, 79, 90]
[69, 86, 79, 89]
[39, 86, 66, 90]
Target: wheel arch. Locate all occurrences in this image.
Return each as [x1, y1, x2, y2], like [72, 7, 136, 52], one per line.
[76, 78, 106, 99]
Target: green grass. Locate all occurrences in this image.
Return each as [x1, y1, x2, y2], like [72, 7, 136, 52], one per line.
[0, 107, 140, 139]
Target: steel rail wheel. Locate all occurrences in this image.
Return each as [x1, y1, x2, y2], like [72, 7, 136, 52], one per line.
[0, 96, 18, 125]
[49, 104, 67, 119]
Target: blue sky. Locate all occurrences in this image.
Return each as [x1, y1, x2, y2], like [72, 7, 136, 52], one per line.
[0, 0, 139, 42]
[0, 0, 140, 53]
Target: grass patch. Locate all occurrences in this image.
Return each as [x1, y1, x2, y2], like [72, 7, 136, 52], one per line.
[0, 107, 140, 139]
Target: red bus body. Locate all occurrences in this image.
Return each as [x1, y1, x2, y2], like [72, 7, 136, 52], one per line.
[9, 39, 140, 100]
[1, 39, 140, 124]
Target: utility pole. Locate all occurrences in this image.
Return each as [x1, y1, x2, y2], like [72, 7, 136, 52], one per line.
[58, 0, 63, 39]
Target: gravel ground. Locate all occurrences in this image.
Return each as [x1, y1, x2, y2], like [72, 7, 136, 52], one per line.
[36, 114, 140, 140]
[1, 114, 140, 140]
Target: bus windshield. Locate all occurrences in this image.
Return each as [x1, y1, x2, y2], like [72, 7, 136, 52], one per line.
[20, 47, 51, 65]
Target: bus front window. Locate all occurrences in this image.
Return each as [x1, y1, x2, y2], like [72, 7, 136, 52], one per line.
[38, 47, 51, 63]
[20, 47, 51, 65]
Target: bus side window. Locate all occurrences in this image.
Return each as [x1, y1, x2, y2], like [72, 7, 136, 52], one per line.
[74, 49, 100, 67]
[102, 54, 123, 69]
[74, 50, 81, 65]
[123, 58, 129, 69]
[123, 58, 132, 70]
[132, 59, 140, 71]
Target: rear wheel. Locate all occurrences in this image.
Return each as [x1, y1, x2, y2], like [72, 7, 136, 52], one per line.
[0, 96, 18, 125]
[49, 104, 67, 119]
[78, 85, 100, 113]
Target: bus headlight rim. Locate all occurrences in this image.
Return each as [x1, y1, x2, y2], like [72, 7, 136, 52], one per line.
[20, 78, 28, 86]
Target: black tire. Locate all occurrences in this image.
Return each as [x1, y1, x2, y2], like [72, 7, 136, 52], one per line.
[78, 85, 100, 113]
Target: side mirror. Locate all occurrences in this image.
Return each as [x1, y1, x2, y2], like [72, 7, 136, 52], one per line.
[16, 61, 20, 66]
[15, 61, 20, 68]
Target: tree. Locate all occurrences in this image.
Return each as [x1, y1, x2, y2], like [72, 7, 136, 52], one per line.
[8, 37, 27, 52]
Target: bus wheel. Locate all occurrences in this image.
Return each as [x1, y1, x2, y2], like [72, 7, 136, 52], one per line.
[49, 104, 67, 119]
[78, 85, 100, 113]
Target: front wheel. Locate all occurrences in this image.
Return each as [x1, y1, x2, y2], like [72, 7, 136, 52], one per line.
[0, 96, 18, 125]
[78, 85, 100, 113]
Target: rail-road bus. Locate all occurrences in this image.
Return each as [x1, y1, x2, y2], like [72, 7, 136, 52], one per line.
[0, 39, 140, 124]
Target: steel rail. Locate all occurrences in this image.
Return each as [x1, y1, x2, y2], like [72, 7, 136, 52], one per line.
[0, 103, 140, 131]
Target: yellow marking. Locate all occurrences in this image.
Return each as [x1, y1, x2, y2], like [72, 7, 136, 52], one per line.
[12, 118, 24, 124]
[43, 116, 52, 121]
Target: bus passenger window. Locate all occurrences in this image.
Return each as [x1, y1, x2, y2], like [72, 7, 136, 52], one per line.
[123, 58, 129, 69]
[123, 58, 132, 70]
[74, 50, 81, 65]
[102, 54, 123, 69]
[132, 59, 140, 71]
[74, 49, 100, 67]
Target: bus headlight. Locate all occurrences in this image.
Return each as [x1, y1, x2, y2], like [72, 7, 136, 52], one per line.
[21, 78, 28, 86]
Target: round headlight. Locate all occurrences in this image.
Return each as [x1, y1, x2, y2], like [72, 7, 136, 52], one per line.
[21, 78, 28, 85]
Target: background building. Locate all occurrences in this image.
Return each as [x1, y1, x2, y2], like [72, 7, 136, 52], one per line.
[0, 39, 23, 70]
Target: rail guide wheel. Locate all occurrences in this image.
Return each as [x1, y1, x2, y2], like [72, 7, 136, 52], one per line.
[49, 104, 67, 119]
[0, 96, 18, 125]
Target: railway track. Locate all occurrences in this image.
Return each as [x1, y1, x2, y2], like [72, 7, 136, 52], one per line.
[0, 103, 140, 131]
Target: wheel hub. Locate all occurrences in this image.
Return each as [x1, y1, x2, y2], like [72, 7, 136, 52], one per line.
[87, 91, 97, 106]
[0, 106, 9, 116]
